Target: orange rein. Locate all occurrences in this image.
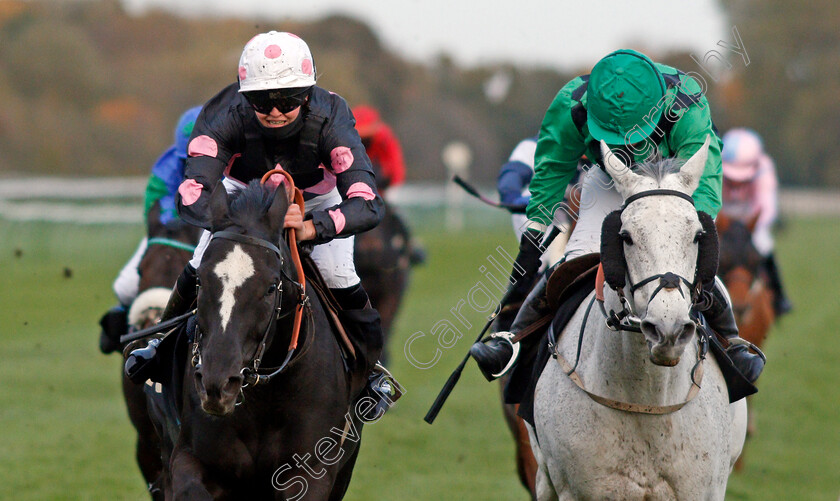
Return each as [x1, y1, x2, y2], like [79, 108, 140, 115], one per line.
[260, 168, 306, 350]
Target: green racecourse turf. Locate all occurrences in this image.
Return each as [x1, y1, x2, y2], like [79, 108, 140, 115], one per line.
[0, 209, 838, 500]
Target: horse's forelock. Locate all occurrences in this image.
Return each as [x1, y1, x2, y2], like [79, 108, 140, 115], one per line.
[632, 156, 685, 186]
[227, 180, 278, 228]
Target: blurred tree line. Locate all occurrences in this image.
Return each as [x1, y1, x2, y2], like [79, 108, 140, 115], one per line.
[0, 0, 835, 187]
[718, 0, 840, 187]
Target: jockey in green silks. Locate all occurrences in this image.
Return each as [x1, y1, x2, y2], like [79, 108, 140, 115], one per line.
[470, 49, 765, 386]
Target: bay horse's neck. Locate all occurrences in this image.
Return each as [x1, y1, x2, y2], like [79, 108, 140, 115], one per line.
[258, 305, 309, 370]
[582, 288, 699, 406]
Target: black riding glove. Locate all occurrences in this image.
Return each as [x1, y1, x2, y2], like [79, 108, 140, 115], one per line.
[508, 228, 545, 301]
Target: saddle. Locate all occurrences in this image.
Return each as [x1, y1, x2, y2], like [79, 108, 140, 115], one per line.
[299, 254, 366, 367]
[506, 255, 599, 427]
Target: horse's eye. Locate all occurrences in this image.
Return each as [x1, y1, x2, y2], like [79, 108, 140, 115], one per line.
[619, 230, 633, 246]
[694, 230, 705, 243]
[266, 283, 278, 296]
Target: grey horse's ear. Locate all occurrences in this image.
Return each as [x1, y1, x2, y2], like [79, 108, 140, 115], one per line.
[601, 140, 642, 198]
[265, 183, 290, 238]
[208, 182, 230, 231]
[677, 135, 711, 194]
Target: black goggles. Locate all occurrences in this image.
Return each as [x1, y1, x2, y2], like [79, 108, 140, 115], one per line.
[243, 90, 309, 114]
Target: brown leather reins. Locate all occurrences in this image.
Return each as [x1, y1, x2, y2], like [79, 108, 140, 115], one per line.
[261, 168, 307, 352]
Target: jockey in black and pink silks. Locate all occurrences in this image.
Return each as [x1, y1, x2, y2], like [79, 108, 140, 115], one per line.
[127, 31, 395, 419]
[177, 84, 384, 252]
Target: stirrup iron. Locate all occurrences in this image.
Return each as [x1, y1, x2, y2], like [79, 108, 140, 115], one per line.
[488, 331, 521, 379]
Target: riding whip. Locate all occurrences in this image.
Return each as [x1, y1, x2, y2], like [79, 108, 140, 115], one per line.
[424, 226, 561, 424]
[452, 175, 527, 214]
[120, 309, 195, 344]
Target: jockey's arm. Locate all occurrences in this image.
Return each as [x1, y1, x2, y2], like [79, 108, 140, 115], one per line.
[308, 99, 385, 245]
[175, 96, 240, 230]
[144, 148, 184, 223]
[376, 126, 406, 187]
[669, 101, 724, 217]
[754, 155, 779, 230]
[527, 84, 587, 229]
[497, 138, 536, 207]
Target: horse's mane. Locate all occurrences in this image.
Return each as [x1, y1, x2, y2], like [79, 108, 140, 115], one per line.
[632, 154, 685, 186]
[226, 180, 278, 227]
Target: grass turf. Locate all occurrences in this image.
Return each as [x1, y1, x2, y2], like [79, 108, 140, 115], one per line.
[0, 209, 837, 500]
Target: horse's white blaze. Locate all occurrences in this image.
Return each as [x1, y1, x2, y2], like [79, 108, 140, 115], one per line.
[212, 246, 254, 332]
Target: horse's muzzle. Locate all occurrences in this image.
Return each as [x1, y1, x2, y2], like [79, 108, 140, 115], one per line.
[194, 370, 243, 416]
[642, 319, 696, 367]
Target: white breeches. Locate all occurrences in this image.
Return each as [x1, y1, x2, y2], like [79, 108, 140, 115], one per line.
[188, 177, 360, 290]
[563, 166, 623, 261]
[113, 237, 148, 305]
[752, 224, 774, 256]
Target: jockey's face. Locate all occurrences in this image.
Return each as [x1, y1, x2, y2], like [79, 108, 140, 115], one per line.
[254, 105, 302, 128]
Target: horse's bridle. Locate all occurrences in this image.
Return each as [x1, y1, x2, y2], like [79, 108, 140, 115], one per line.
[191, 168, 310, 389]
[623, 189, 699, 301]
[190, 230, 307, 389]
[554, 188, 710, 415]
[604, 189, 705, 332]
[147, 237, 197, 253]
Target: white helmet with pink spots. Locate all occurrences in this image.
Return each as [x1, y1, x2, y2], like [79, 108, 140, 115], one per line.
[237, 31, 316, 93]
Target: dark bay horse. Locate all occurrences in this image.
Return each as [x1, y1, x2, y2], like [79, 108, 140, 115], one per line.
[157, 181, 367, 499]
[122, 202, 201, 496]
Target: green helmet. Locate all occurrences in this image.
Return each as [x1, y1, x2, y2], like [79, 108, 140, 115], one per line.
[587, 49, 666, 146]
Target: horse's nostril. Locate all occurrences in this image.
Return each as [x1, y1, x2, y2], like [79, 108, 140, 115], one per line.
[679, 321, 696, 342]
[223, 375, 243, 395]
[640, 320, 660, 340]
[194, 370, 208, 396]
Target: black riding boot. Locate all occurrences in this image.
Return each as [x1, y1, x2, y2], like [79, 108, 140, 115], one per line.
[98, 304, 129, 354]
[764, 253, 792, 316]
[160, 264, 199, 322]
[124, 264, 197, 383]
[470, 272, 551, 381]
[332, 283, 398, 422]
[706, 279, 765, 383]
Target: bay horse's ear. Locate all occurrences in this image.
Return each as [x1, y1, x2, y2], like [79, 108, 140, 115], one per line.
[146, 200, 164, 236]
[746, 209, 761, 233]
[208, 182, 230, 231]
[265, 183, 290, 239]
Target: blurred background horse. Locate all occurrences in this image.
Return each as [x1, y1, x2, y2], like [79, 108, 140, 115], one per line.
[716, 210, 776, 469]
[122, 202, 200, 497]
[354, 200, 422, 364]
[717, 210, 776, 351]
